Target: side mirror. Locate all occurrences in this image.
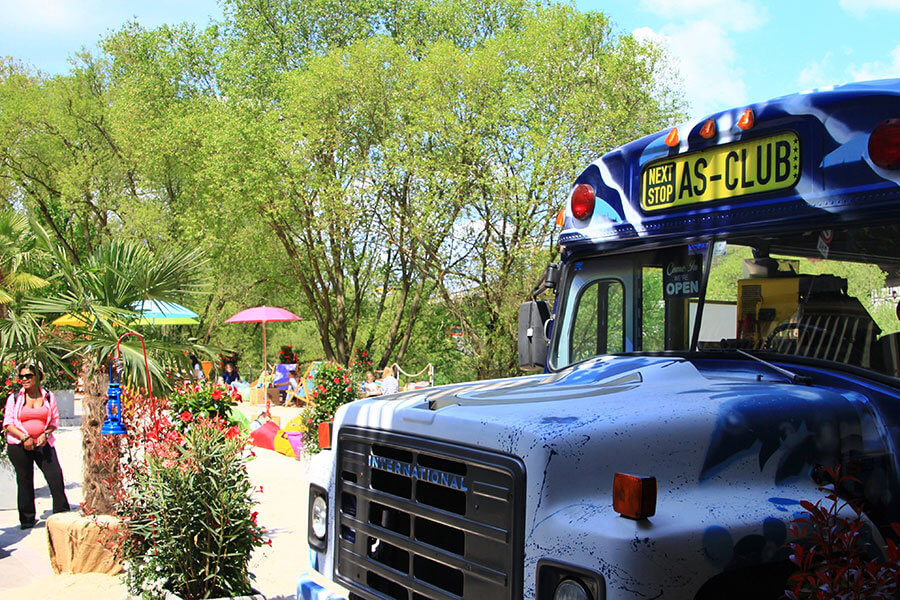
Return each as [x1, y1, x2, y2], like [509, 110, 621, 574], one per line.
[518, 300, 551, 371]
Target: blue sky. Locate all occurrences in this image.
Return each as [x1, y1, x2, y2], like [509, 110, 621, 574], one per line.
[576, 0, 900, 118]
[2, 0, 899, 121]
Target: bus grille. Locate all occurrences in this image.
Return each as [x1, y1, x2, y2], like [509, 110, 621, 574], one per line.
[335, 427, 525, 600]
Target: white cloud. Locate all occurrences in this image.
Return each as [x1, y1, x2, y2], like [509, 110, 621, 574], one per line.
[797, 53, 836, 89]
[796, 44, 900, 91]
[635, 21, 748, 119]
[0, 0, 95, 32]
[848, 44, 900, 81]
[631, 0, 768, 119]
[639, 0, 768, 32]
[839, 0, 900, 17]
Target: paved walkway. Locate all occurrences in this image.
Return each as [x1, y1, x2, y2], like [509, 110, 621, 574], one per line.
[0, 400, 346, 600]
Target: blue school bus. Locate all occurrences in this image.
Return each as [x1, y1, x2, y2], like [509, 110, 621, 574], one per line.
[301, 80, 900, 600]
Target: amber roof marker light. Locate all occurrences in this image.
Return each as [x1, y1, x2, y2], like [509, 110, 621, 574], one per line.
[699, 118, 717, 139]
[664, 127, 680, 147]
[737, 108, 755, 130]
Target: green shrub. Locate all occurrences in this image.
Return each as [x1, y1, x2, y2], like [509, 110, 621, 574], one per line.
[120, 419, 265, 600]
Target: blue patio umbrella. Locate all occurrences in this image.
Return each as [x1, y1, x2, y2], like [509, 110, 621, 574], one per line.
[132, 300, 200, 325]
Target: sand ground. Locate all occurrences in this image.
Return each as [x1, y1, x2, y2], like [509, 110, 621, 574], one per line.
[0, 399, 347, 600]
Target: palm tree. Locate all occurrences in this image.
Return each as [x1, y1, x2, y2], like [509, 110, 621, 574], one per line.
[3, 220, 209, 513]
[0, 209, 49, 317]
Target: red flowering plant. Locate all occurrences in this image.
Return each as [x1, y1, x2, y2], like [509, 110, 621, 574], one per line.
[278, 345, 298, 365]
[0, 367, 19, 457]
[42, 356, 80, 390]
[218, 352, 240, 370]
[114, 387, 264, 600]
[166, 380, 239, 431]
[785, 465, 900, 599]
[299, 362, 358, 454]
[349, 347, 374, 379]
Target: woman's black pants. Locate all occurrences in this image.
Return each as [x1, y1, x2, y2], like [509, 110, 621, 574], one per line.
[7, 443, 70, 525]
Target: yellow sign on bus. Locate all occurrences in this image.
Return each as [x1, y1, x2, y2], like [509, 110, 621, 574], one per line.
[641, 131, 801, 212]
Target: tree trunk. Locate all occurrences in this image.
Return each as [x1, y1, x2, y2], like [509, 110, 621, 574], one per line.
[80, 364, 120, 515]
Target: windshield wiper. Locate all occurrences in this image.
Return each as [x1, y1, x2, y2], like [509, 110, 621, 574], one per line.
[735, 348, 812, 385]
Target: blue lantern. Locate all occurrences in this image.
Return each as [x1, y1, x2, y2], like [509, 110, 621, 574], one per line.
[101, 360, 127, 435]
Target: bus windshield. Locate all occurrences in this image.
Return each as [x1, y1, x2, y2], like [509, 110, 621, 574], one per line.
[550, 222, 900, 379]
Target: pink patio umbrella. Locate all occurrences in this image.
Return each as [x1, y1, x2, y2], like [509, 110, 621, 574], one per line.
[225, 306, 301, 372]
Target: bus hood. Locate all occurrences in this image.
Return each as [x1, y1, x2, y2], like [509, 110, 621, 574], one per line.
[335, 355, 885, 486]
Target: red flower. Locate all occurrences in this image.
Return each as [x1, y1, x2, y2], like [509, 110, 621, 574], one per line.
[333, 377, 339, 384]
[179, 411, 193, 423]
[212, 388, 223, 401]
[318, 385, 326, 393]
[225, 426, 240, 440]
[362, 351, 368, 357]
[4, 379, 9, 386]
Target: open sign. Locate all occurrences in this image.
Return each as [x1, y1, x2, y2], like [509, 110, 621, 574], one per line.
[663, 257, 702, 298]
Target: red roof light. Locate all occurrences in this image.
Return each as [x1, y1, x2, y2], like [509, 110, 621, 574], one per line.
[570, 184, 595, 220]
[869, 119, 900, 169]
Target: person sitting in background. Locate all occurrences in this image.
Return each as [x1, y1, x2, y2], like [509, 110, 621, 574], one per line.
[288, 367, 299, 392]
[222, 362, 240, 385]
[381, 366, 399, 396]
[190, 354, 204, 381]
[249, 412, 271, 432]
[363, 371, 381, 397]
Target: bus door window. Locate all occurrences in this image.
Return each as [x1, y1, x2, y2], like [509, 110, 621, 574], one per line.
[570, 279, 625, 363]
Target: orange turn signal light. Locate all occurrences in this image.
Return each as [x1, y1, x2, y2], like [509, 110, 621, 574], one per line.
[699, 118, 716, 139]
[613, 473, 657, 519]
[737, 108, 755, 130]
[556, 208, 565, 227]
[318, 421, 334, 450]
[664, 127, 679, 147]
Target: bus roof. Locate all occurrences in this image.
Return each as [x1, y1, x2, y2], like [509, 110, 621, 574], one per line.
[559, 78, 900, 256]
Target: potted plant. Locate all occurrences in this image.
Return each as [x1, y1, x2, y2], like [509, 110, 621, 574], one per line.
[118, 385, 266, 600]
[299, 362, 357, 454]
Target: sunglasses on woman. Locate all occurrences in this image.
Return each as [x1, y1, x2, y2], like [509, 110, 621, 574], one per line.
[19, 373, 35, 380]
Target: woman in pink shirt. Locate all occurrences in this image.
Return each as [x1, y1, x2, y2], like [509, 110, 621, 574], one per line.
[2, 362, 70, 529]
